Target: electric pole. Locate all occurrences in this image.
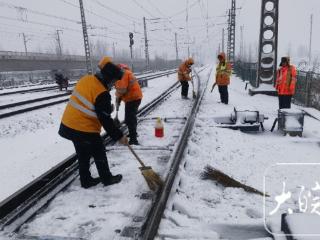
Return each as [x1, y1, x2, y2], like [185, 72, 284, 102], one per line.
[186, 0, 190, 57]
[143, 17, 150, 70]
[175, 32, 179, 62]
[240, 25, 244, 60]
[308, 14, 313, 64]
[56, 29, 63, 56]
[79, 0, 92, 74]
[222, 28, 225, 53]
[20, 33, 29, 56]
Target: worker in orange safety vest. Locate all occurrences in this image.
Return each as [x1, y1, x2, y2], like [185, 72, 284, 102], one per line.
[275, 57, 297, 109]
[215, 52, 232, 104]
[177, 58, 194, 99]
[58, 56, 128, 189]
[115, 64, 143, 145]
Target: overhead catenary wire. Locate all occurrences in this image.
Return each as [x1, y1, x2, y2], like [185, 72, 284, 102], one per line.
[132, 0, 156, 18]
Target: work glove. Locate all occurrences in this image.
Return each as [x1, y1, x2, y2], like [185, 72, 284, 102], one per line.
[118, 135, 128, 145]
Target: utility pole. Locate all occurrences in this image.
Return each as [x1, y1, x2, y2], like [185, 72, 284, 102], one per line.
[143, 17, 150, 70]
[308, 14, 313, 64]
[20, 33, 29, 56]
[186, 0, 190, 57]
[240, 25, 244, 60]
[222, 28, 225, 53]
[175, 32, 179, 62]
[56, 29, 63, 56]
[79, 0, 92, 74]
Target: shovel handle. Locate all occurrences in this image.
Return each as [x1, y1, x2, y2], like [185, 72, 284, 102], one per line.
[127, 144, 146, 167]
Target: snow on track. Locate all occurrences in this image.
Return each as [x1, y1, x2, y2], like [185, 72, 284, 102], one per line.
[0, 73, 178, 202]
[16, 73, 196, 240]
[156, 70, 320, 239]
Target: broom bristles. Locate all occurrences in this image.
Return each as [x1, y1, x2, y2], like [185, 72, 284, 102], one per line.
[201, 165, 269, 197]
[140, 166, 164, 191]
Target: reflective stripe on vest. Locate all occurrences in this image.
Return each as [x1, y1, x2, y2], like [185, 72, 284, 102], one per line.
[68, 89, 97, 118]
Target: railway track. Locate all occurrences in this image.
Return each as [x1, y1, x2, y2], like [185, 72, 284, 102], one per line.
[0, 70, 177, 119]
[0, 66, 209, 239]
[0, 70, 176, 97]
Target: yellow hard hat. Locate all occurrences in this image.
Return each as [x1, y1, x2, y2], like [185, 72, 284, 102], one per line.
[98, 56, 112, 69]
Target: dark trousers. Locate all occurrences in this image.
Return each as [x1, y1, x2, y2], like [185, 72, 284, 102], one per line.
[180, 80, 189, 97]
[278, 95, 292, 109]
[218, 85, 229, 104]
[125, 99, 141, 140]
[72, 137, 112, 184]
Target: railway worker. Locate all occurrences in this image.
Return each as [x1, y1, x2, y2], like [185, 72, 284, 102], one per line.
[275, 57, 297, 109]
[58, 56, 128, 189]
[215, 52, 232, 104]
[115, 64, 143, 145]
[177, 57, 194, 99]
[55, 73, 69, 91]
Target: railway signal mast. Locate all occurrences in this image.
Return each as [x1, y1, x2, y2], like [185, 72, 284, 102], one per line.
[255, 0, 279, 91]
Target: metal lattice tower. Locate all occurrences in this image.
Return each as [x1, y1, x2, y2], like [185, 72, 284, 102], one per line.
[229, 0, 236, 64]
[227, 9, 231, 58]
[256, 0, 279, 87]
[79, 0, 92, 74]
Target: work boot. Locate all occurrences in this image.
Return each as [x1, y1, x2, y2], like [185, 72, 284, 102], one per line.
[181, 95, 189, 99]
[102, 174, 122, 186]
[129, 138, 139, 145]
[81, 177, 101, 189]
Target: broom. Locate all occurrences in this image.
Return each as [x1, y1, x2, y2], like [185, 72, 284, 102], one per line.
[201, 165, 269, 197]
[127, 144, 164, 191]
[210, 83, 217, 93]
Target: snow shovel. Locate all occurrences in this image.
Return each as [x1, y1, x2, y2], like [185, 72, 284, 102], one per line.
[127, 144, 163, 191]
[201, 165, 269, 197]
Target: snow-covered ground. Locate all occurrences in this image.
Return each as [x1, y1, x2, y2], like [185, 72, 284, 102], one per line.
[0, 73, 177, 202]
[14, 71, 197, 240]
[2, 66, 320, 239]
[156, 71, 320, 239]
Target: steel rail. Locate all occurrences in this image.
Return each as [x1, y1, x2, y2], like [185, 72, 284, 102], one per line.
[141, 67, 211, 239]
[0, 71, 177, 119]
[0, 81, 180, 234]
[0, 70, 176, 96]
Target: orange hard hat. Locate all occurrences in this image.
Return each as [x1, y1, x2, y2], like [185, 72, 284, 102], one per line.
[98, 56, 112, 69]
[187, 57, 194, 65]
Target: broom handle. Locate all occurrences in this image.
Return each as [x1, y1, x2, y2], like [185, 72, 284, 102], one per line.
[127, 144, 146, 167]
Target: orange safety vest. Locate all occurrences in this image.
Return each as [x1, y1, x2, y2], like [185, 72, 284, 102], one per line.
[275, 65, 297, 95]
[178, 61, 192, 81]
[115, 70, 142, 103]
[61, 75, 107, 133]
[216, 53, 232, 86]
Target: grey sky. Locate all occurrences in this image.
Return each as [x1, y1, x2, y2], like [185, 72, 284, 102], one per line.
[0, 0, 319, 64]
